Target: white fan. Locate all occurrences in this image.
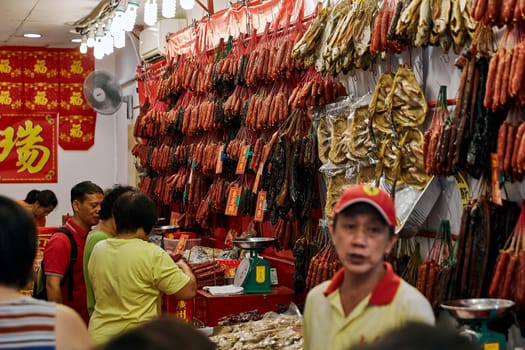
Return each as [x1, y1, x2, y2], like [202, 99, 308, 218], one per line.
[83, 70, 123, 115]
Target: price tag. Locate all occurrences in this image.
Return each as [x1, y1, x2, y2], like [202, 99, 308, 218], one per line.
[215, 145, 225, 174]
[453, 171, 470, 207]
[225, 186, 242, 216]
[490, 153, 502, 206]
[254, 191, 267, 222]
[235, 145, 251, 175]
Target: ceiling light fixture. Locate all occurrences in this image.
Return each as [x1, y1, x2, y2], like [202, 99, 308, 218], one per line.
[113, 29, 126, 49]
[86, 30, 96, 48]
[80, 37, 88, 54]
[144, 0, 158, 27]
[180, 0, 195, 10]
[75, 0, 207, 58]
[123, 1, 139, 32]
[23, 33, 41, 38]
[111, 7, 126, 36]
[162, 0, 176, 18]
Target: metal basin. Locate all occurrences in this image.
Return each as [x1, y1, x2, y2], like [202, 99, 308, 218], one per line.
[441, 298, 515, 320]
[233, 237, 276, 250]
[151, 225, 179, 234]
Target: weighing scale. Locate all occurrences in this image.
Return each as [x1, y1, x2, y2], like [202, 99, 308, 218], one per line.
[441, 298, 515, 350]
[233, 237, 275, 293]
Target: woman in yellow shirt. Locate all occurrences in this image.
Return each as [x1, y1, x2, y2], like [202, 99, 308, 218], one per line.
[88, 192, 197, 345]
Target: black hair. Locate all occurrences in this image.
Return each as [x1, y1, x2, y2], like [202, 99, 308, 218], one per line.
[24, 190, 40, 204]
[0, 195, 37, 288]
[71, 181, 104, 203]
[113, 192, 157, 235]
[99, 185, 136, 220]
[36, 189, 58, 208]
[100, 317, 216, 350]
[351, 322, 478, 350]
[333, 202, 395, 236]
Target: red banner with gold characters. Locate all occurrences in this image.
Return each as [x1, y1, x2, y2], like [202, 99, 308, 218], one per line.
[59, 51, 94, 83]
[23, 51, 59, 83]
[24, 83, 59, 113]
[0, 82, 23, 114]
[58, 115, 96, 150]
[0, 50, 23, 83]
[59, 83, 94, 114]
[0, 113, 57, 183]
[0, 48, 95, 153]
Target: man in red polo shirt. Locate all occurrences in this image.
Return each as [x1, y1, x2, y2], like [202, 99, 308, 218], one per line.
[303, 184, 434, 350]
[44, 180, 104, 324]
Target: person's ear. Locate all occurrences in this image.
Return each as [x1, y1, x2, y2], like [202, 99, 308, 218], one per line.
[136, 227, 149, 240]
[72, 199, 81, 213]
[385, 234, 398, 256]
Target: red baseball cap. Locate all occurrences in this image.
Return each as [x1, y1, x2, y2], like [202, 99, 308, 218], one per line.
[333, 184, 397, 228]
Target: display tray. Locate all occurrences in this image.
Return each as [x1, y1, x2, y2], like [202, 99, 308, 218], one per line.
[194, 286, 295, 326]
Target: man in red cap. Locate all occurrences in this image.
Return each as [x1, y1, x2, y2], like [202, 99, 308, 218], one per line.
[303, 184, 434, 350]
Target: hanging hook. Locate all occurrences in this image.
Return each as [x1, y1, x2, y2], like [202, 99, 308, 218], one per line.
[372, 66, 378, 87]
[352, 75, 358, 99]
[440, 53, 450, 64]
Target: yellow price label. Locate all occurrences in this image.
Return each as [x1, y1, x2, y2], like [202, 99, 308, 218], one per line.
[255, 265, 266, 284]
[454, 172, 470, 207]
[483, 342, 499, 350]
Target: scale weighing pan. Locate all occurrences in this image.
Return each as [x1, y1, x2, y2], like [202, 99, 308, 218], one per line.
[441, 298, 515, 320]
[232, 237, 276, 250]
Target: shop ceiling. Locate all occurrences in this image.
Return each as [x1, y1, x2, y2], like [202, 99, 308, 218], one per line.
[0, 0, 105, 47]
[0, 0, 216, 48]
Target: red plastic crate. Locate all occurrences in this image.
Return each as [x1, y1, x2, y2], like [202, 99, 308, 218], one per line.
[194, 286, 295, 326]
[162, 295, 194, 322]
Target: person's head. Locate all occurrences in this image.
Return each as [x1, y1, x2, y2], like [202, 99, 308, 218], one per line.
[331, 184, 397, 276]
[71, 181, 104, 230]
[24, 189, 40, 204]
[113, 192, 157, 239]
[351, 322, 478, 350]
[99, 185, 136, 221]
[0, 195, 37, 288]
[32, 189, 58, 219]
[100, 317, 216, 350]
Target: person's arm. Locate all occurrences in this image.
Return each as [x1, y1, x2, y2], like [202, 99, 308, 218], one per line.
[43, 233, 70, 304]
[173, 260, 197, 300]
[55, 304, 92, 350]
[46, 275, 63, 304]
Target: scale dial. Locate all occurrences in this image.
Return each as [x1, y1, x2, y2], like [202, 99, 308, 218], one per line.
[234, 257, 251, 287]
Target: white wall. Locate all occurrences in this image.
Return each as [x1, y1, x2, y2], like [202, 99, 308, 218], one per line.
[0, 112, 118, 227]
[0, 39, 139, 227]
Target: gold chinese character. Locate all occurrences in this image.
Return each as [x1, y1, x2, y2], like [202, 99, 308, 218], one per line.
[34, 59, 48, 74]
[0, 91, 12, 105]
[0, 120, 50, 173]
[35, 91, 48, 105]
[70, 60, 83, 75]
[69, 124, 83, 138]
[0, 59, 12, 73]
[69, 92, 83, 106]
[0, 126, 15, 161]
